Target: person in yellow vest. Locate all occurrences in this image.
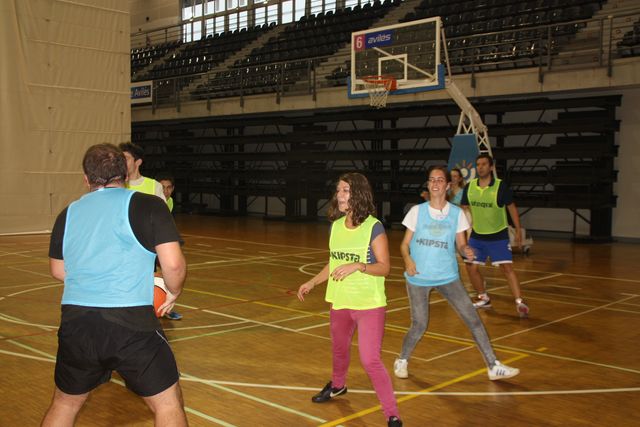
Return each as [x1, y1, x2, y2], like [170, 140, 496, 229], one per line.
[297, 172, 402, 427]
[157, 175, 175, 213]
[118, 142, 165, 202]
[461, 154, 529, 317]
[119, 143, 182, 320]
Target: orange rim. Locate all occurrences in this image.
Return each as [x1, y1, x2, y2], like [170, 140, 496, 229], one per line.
[363, 75, 397, 91]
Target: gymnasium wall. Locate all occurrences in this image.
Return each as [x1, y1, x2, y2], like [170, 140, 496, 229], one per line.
[0, 0, 130, 234]
[130, 0, 180, 33]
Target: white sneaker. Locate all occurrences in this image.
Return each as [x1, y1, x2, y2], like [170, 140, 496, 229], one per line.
[473, 293, 492, 308]
[516, 298, 529, 318]
[488, 361, 520, 380]
[394, 358, 408, 379]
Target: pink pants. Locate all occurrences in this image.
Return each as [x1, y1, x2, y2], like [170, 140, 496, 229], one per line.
[330, 306, 399, 419]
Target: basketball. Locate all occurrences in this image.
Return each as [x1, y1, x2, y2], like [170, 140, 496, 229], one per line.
[153, 275, 168, 318]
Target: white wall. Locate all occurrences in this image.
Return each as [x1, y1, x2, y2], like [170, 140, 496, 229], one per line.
[130, 0, 180, 33]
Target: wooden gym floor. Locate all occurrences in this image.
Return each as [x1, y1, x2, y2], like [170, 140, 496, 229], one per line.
[1, 215, 639, 426]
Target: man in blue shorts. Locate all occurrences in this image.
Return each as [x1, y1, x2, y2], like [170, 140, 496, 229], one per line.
[461, 153, 529, 318]
[42, 143, 188, 426]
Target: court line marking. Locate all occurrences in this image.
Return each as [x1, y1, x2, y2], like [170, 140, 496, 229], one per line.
[168, 378, 640, 396]
[3, 344, 638, 400]
[2, 294, 637, 424]
[184, 407, 236, 427]
[172, 279, 640, 376]
[3, 272, 636, 375]
[3, 237, 639, 418]
[486, 291, 640, 315]
[0, 280, 61, 290]
[181, 233, 325, 251]
[0, 348, 56, 362]
[0, 313, 58, 330]
[175, 302, 528, 366]
[0, 251, 34, 257]
[187, 250, 326, 269]
[184, 406, 236, 427]
[182, 234, 640, 283]
[492, 294, 639, 343]
[531, 284, 582, 290]
[4, 284, 638, 380]
[111, 377, 239, 427]
[163, 320, 248, 331]
[7, 283, 63, 297]
[0, 331, 306, 427]
[180, 373, 327, 424]
[319, 354, 529, 426]
[168, 314, 314, 343]
[7, 266, 51, 278]
[482, 343, 640, 375]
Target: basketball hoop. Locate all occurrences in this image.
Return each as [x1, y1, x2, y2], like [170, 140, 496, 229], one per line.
[363, 75, 397, 108]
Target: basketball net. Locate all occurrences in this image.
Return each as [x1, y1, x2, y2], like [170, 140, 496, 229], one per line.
[363, 75, 397, 108]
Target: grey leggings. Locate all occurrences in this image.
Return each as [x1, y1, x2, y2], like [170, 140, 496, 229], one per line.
[399, 279, 497, 367]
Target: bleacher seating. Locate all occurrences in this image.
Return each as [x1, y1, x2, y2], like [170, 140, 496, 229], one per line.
[131, 40, 182, 81]
[617, 19, 640, 57]
[192, 0, 398, 99]
[132, 0, 619, 99]
[140, 25, 271, 82]
[325, 0, 603, 83]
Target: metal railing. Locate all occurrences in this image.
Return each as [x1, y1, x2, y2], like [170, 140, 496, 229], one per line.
[135, 8, 640, 111]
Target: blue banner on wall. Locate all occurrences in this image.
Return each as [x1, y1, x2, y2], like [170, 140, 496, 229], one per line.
[131, 80, 153, 104]
[448, 134, 480, 184]
[354, 30, 394, 51]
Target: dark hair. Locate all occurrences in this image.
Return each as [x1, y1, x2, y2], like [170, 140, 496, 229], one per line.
[83, 144, 127, 188]
[450, 168, 463, 178]
[476, 153, 494, 166]
[118, 142, 145, 161]
[427, 165, 451, 183]
[328, 172, 376, 226]
[156, 174, 175, 185]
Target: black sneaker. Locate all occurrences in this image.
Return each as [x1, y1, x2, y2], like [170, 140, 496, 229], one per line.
[311, 381, 347, 403]
[388, 416, 403, 427]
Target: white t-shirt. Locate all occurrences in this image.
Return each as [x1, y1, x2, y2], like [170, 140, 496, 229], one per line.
[402, 202, 470, 233]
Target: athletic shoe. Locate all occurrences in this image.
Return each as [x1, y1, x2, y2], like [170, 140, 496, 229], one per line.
[165, 311, 182, 320]
[388, 416, 403, 427]
[488, 361, 520, 380]
[311, 381, 347, 403]
[473, 294, 492, 308]
[516, 298, 529, 318]
[393, 358, 409, 379]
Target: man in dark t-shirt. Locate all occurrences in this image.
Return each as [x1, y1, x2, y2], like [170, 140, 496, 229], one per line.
[42, 144, 187, 427]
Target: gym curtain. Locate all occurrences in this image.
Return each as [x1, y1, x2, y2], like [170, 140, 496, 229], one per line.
[0, 0, 130, 234]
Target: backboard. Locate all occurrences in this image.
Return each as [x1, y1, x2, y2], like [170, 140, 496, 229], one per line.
[349, 16, 444, 98]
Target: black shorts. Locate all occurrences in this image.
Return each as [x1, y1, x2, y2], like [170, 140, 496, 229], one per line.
[54, 305, 179, 397]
